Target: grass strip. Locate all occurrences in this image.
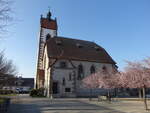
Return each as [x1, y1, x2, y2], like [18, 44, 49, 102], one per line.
[0, 94, 17, 96]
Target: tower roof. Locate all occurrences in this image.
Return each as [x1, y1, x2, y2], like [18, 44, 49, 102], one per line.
[40, 11, 57, 30]
[40, 18, 57, 30]
[47, 11, 52, 20]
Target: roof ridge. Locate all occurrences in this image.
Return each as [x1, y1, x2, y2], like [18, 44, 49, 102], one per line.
[53, 36, 95, 43]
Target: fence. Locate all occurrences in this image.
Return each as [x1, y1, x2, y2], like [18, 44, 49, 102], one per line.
[76, 88, 114, 97]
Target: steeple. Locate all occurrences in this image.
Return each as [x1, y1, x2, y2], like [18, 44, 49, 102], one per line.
[40, 11, 57, 31]
[47, 10, 51, 20]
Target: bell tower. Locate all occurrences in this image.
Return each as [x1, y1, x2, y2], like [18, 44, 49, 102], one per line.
[35, 11, 57, 88]
[40, 10, 58, 39]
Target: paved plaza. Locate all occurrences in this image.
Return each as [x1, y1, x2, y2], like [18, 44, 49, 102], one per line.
[7, 95, 150, 113]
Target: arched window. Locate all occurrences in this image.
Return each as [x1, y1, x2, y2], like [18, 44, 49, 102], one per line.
[90, 65, 96, 74]
[78, 64, 84, 80]
[46, 34, 51, 41]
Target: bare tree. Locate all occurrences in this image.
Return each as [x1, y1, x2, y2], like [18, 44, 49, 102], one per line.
[0, 51, 17, 75]
[0, 0, 13, 34]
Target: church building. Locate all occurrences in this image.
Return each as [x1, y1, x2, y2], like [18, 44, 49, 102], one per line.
[35, 11, 117, 98]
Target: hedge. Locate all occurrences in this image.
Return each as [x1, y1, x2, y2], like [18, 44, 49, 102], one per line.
[0, 90, 15, 95]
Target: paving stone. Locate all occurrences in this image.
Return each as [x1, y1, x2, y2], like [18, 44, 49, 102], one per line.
[7, 94, 150, 113]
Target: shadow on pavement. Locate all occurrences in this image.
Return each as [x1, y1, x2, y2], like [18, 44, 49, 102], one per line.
[38, 99, 126, 113]
[6, 95, 127, 113]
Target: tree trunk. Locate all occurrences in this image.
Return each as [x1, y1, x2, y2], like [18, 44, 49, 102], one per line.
[114, 88, 117, 97]
[89, 88, 92, 101]
[107, 89, 111, 102]
[139, 88, 142, 98]
[142, 87, 148, 110]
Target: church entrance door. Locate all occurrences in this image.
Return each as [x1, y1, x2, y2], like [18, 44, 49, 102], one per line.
[52, 82, 58, 94]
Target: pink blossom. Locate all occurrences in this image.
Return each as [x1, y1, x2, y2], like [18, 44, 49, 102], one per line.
[82, 71, 119, 89]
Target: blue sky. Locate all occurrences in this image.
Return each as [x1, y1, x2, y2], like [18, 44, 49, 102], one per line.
[0, 0, 150, 78]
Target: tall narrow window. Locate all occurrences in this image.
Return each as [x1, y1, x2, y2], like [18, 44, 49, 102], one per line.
[78, 64, 84, 80]
[62, 78, 65, 86]
[69, 73, 72, 81]
[90, 65, 96, 74]
[102, 66, 107, 73]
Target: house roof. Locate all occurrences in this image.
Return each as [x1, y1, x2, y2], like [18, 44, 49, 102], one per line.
[19, 78, 34, 87]
[40, 18, 57, 30]
[46, 36, 116, 64]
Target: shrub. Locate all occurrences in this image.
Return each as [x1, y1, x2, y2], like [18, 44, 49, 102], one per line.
[30, 88, 45, 97]
[29, 89, 37, 97]
[0, 90, 14, 95]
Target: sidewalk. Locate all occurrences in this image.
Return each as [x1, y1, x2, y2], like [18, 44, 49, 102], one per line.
[7, 95, 150, 113]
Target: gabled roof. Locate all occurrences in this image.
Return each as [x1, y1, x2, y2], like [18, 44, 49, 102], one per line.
[46, 36, 116, 64]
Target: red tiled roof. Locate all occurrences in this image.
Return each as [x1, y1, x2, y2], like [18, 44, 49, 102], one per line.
[46, 37, 116, 64]
[41, 18, 57, 30]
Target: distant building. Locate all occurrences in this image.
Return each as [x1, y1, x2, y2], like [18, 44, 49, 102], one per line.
[15, 78, 34, 91]
[35, 11, 117, 97]
[0, 74, 34, 91]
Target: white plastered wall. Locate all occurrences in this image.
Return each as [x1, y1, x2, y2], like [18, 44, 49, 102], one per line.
[43, 46, 50, 96]
[51, 59, 116, 97]
[41, 28, 57, 41]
